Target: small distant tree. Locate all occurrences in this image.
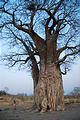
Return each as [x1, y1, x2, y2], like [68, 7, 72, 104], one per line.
[4, 87, 9, 93]
[0, 0, 80, 112]
[24, 93, 27, 96]
[0, 90, 6, 96]
[69, 87, 80, 96]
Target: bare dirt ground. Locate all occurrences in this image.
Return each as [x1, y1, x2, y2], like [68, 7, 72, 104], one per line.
[0, 95, 80, 120]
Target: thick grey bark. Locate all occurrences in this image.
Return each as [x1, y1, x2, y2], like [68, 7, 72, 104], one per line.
[34, 60, 64, 112]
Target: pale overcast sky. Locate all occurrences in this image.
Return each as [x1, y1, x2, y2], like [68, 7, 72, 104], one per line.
[63, 59, 80, 94]
[0, 66, 33, 95]
[0, 58, 80, 95]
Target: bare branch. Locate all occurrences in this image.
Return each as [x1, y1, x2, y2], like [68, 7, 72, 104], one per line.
[0, 21, 13, 28]
[12, 12, 30, 34]
[57, 44, 80, 58]
[56, 49, 80, 65]
[53, 0, 64, 15]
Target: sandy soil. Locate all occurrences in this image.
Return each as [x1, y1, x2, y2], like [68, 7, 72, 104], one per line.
[0, 103, 80, 120]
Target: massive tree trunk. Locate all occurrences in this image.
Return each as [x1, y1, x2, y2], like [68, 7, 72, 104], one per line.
[35, 60, 64, 112]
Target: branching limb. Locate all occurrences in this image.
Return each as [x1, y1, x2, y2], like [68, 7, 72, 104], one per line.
[57, 44, 80, 58]
[56, 49, 80, 65]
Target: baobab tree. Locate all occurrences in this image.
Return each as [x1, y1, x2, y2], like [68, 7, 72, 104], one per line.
[0, 0, 80, 112]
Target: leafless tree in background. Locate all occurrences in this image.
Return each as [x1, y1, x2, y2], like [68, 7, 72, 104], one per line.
[0, 0, 80, 112]
[69, 87, 80, 96]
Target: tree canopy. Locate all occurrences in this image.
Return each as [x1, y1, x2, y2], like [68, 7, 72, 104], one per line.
[0, 0, 80, 73]
[0, 0, 80, 74]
